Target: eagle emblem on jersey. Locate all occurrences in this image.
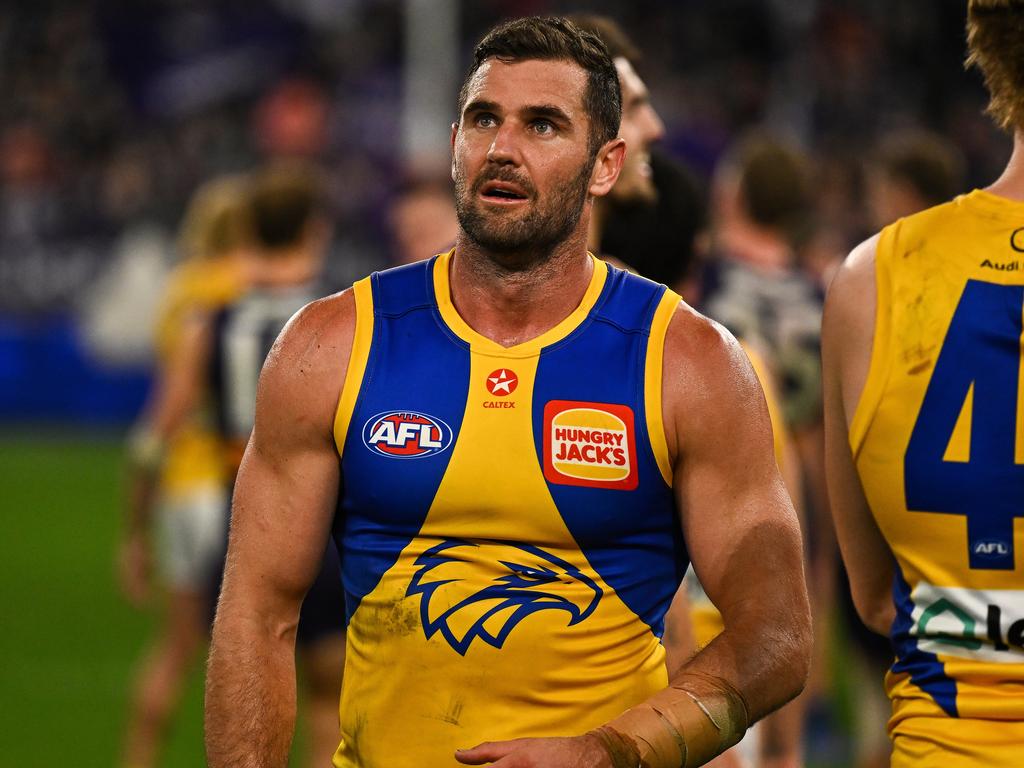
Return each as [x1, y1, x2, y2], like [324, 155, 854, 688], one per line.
[406, 539, 602, 655]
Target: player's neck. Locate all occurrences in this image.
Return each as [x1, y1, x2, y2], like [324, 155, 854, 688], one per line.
[985, 130, 1024, 203]
[247, 245, 320, 288]
[449, 228, 594, 348]
[717, 221, 793, 271]
[587, 198, 607, 254]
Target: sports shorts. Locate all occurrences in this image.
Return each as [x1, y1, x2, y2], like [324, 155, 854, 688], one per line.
[156, 483, 228, 591]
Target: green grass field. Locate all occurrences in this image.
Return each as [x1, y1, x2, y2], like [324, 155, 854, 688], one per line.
[0, 434, 206, 767]
[0, 433, 864, 768]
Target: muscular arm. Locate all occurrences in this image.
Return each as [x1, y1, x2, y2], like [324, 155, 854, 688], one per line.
[666, 304, 812, 723]
[457, 306, 811, 768]
[822, 236, 895, 635]
[205, 291, 354, 768]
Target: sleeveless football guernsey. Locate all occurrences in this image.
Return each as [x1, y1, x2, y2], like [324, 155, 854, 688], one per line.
[851, 190, 1024, 766]
[330, 251, 684, 767]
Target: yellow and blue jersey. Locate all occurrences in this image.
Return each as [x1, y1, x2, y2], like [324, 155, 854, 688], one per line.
[330, 251, 683, 767]
[852, 190, 1024, 766]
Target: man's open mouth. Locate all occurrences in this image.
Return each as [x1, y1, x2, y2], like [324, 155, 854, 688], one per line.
[480, 181, 529, 201]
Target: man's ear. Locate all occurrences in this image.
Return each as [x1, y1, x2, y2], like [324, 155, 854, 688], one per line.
[450, 122, 459, 182]
[589, 137, 626, 197]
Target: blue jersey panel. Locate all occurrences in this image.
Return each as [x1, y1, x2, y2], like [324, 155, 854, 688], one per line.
[891, 565, 958, 716]
[337, 258, 470, 621]
[533, 267, 683, 637]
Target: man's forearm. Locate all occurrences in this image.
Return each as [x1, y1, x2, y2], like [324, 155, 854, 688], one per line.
[679, 539, 811, 723]
[676, 612, 807, 725]
[714, 510, 812, 708]
[205, 608, 299, 768]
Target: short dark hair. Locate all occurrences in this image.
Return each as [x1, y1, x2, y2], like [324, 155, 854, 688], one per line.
[567, 14, 642, 64]
[247, 164, 325, 252]
[875, 131, 964, 207]
[731, 134, 811, 244]
[458, 16, 621, 154]
[967, 0, 1024, 132]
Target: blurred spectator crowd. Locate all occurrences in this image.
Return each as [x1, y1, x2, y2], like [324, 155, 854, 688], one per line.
[0, 1, 1010, 318]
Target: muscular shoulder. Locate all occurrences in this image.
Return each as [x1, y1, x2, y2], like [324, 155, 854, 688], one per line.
[825, 234, 878, 323]
[256, 289, 356, 444]
[265, 289, 355, 378]
[661, 301, 769, 463]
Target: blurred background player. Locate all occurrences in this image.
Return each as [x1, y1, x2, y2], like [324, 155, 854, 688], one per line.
[388, 177, 459, 266]
[866, 131, 966, 232]
[824, 1, 1024, 765]
[119, 176, 250, 768]
[209, 163, 345, 766]
[573, 14, 706, 296]
[601, 149, 708, 299]
[120, 164, 343, 768]
[697, 132, 825, 767]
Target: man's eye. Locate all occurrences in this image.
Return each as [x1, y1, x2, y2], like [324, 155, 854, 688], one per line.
[532, 119, 554, 135]
[475, 114, 497, 128]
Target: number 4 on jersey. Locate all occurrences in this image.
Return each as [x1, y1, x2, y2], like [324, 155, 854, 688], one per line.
[904, 280, 1024, 570]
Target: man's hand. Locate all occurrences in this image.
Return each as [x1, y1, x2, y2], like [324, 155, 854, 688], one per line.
[455, 734, 612, 767]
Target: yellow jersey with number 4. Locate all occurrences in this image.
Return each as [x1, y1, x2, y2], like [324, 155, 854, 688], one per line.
[851, 190, 1024, 766]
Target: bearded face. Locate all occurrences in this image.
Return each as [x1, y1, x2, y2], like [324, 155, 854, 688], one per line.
[450, 58, 607, 267]
[454, 148, 594, 258]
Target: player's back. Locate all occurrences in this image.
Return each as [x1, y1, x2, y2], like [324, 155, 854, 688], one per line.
[852, 189, 1024, 762]
[210, 283, 316, 472]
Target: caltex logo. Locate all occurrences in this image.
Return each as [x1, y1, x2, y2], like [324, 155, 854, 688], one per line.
[362, 411, 453, 459]
[486, 369, 518, 396]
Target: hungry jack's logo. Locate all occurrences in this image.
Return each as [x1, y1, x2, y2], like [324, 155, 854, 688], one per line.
[543, 400, 638, 490]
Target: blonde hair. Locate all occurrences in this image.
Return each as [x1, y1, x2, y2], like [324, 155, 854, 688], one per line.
[966, 0, 1024, 132]
[177, 174, 252, 261]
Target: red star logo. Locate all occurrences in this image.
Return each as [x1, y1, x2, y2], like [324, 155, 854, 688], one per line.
[486, 369, 518, 396]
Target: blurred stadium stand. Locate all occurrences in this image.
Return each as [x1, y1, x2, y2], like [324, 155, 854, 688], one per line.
[0, 3, 1004, 424]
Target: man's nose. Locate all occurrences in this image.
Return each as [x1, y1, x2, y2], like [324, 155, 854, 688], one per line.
[486, 123, 522, 165]
[643, 105, 666, 144]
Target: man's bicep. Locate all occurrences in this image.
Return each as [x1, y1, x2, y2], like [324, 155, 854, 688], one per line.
[222, 291, 353, 609]
[227, 432, 340, 602]
[670, 320, 802, 611]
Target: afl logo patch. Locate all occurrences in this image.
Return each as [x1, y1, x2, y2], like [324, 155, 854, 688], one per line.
[363, 411, 453, 459]
[543, 400, 638, 490]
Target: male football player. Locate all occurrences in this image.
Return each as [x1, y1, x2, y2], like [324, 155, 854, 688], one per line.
[206, 17, 811, 768]
[824, 2, 1024, 765]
